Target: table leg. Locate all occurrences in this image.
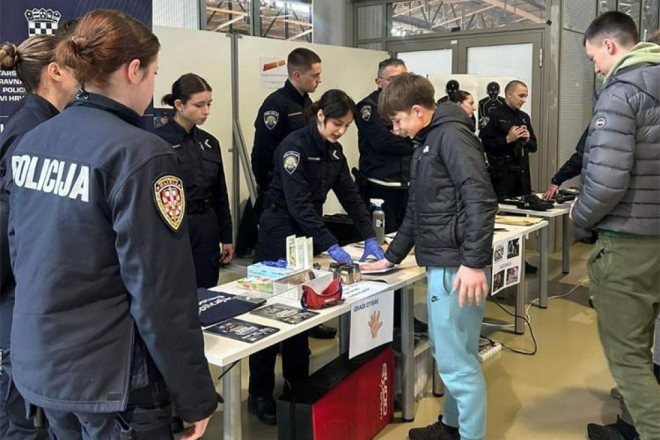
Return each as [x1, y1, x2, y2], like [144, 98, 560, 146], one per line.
[223, 362, 242, 440]
[338, 312, 350, 355]
[400, 285, 415, 422]
[562, 213, 571, 274]
[516, 244, 526, 335]
[539, 224, 549, 309]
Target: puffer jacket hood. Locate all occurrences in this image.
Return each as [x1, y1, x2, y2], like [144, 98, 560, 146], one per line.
[605, 42, 660, 81]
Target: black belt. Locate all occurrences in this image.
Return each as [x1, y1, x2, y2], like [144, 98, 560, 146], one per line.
[187, 198, 212, 214]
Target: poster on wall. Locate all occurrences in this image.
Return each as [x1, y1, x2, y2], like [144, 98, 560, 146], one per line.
[476, 76, 517, 130]
[427, 74, 480, 129]
[0, 0, 152, 131]
[491, 235, 523, 295]
[260, 56, 288, 89]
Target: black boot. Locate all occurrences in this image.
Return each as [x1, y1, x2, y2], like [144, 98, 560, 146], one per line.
[309, 324, 337, 339]
[587, 417, 640, 440]
[408, 416, 459, 440]
[414, 318, 429, 335]
[248, 395, 277, 425]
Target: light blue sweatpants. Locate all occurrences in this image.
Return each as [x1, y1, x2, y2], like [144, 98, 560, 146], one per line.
[427, 267, 489, 440]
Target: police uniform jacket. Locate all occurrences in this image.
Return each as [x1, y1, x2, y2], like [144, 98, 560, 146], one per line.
[356, 89, 414, 186]
[0, 94, 59, 350]
[479, 103, 538, 160]
[267, 122, 376, 252]
[251, 80, 312, 191]
[154, 120, 232, 244]
[6, 93, 217, 420]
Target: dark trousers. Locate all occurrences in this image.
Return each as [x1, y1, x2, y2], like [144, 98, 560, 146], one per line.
[188, 210, 221, 288]
[236, 193, 266, 257]
[361, 183, 409, 233]
[249, 207, 310, 398]
[0, 350, 50, 440]
[43, 375, 173, 440]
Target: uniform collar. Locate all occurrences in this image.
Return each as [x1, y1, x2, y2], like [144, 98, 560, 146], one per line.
[166, 119, 199, 142]
[22, 94, 60, 120]
[283, 80, 309, 104]
[308, 121, 333, 156]
[72, 92, 142, 127]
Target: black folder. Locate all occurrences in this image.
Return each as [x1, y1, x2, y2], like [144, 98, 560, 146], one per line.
[197, 288, 265, 327]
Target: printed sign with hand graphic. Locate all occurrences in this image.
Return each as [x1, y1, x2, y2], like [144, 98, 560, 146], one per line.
[350, 290, 393, 359]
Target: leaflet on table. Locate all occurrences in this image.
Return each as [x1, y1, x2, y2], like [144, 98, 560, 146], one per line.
[342, 281, 391, 301]
[205, 319, 279, 343]
[197, 289, 266, 328]
[491, 234, 523, 295]
[250, 303, 319, 325]
[286, 235, 314, 270]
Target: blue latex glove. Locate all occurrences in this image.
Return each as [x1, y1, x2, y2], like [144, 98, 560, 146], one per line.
[328, 244, 353, 265]
[360, 237, 386, 262]
[262, 259, 288, 268]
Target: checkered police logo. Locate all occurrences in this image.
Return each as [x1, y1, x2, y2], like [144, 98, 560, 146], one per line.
[25, 8, 62, 36]
[154, 175, 186, 232]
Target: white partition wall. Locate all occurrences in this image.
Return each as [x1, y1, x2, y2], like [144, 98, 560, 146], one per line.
[236, 36, 388, 214]
[153, 26, 234, 213]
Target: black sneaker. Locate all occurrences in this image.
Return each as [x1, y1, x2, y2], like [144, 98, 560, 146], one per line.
[409, 416, 459, 440]
[309, 324, 337, 339]
[587, 418, 639, 440]
[525, 261, 538, 274]
[248, 395, 277, 425]
[414, 318, 429, 335]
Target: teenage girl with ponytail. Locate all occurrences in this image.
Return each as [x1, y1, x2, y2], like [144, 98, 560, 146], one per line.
[0, 34, 78, 440]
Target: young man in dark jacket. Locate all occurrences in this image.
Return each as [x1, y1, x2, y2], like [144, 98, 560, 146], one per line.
[363, 73, 497, 440]
[572, 11, 660, 440]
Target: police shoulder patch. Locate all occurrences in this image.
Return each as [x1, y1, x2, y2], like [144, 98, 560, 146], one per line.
[153, 175, 185, 232]
[283, 150, 301, 175]
[361, 105, 372, 121]
[264, 110, 280, 130]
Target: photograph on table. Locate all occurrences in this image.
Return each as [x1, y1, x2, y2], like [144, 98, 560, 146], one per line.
[507, 238, 520, 258]
[493, 270, 505, 293]
[251, 303, 319, 325]
[506, 267, 520, 286]
[494, 243, 505, 263]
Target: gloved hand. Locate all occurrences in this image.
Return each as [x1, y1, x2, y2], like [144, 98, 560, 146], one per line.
[360, 237, 386, 262]
[328, 244, 353, 265]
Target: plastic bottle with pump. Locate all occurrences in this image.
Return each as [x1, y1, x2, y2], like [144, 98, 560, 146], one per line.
[371, 199, 385, 245]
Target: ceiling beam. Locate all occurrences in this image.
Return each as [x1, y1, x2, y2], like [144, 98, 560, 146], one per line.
[431, 5, 496, 28]
[478, 0, 544, 23]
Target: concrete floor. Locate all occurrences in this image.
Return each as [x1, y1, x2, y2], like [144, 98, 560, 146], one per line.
[191, 242, 623, 440]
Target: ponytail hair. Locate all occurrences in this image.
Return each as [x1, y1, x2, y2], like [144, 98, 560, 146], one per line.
[0, 36, 59, 93]
[55, 9, 159, 87]
[161, 73, 212, 107]
[308, 89, 357, 121]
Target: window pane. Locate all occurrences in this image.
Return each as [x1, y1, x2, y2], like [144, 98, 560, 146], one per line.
[390, 0, 548, 37]
[618, 0, 641, 30]
[261, 1, 313, 41]
[641, 0, 659, 41]
[206, 0, 252, 35]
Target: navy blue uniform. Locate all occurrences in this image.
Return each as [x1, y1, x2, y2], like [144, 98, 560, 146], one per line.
[0, 94, 55, 440]
[356, 89, 413, 232]
[6, 93, 217, 438]
[154, 120, 232, 288]
[236, 80, 312, 256]
[249, 122, 376, 398]
[251, 80, 312, 192]
[479, 104, 538, 199]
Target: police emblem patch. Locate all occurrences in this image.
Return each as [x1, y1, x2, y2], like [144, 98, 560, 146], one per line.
[480, 116, 490, 129]
[361, 105, 372, 121]
[283, 151, 301, 175]
[264, 111, 280, 130]
[154, 175, 186, 232]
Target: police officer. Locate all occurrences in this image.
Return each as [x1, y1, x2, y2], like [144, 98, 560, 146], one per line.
[5, 11, 216, 439]
[355, 58, 413, 233]
[237, 48, 320, 257]
[449, 90, 478, 132]
[479, 80, 537, 200]
[0, 35, 79, 440]
[248, 90, 385, 425]
[478, 81, 506, 129]
[155, 73, 234, 288]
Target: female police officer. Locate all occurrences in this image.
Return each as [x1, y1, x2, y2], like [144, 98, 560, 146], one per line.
[5, 10, 216, 440]
[0, 34, 79, 440]
[155, 74, 234, 288]
[248, 89, 385, 425]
